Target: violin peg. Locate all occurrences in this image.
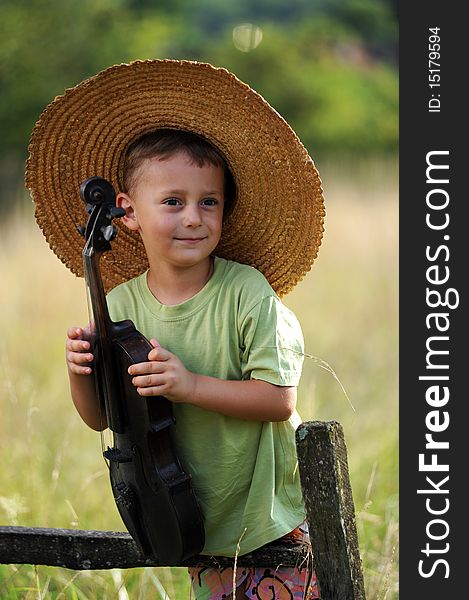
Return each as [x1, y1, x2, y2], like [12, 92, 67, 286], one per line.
[102, 224, 117, 242]
[111, 206, 126, 219]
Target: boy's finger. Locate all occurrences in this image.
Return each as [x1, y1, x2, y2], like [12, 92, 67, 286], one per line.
[148, 345, 171, 362]
[68, 350, 94, 364]
[67, 326, 82, 339]
[132, 374, 157, 388]
[132, 374, 166, 393]
[70, 363, 93, 375]
[128, 360, 164, 376]
[67, 339, 90, 352]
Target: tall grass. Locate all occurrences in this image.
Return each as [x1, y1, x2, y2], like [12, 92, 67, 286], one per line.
[0, 159, 398, 598]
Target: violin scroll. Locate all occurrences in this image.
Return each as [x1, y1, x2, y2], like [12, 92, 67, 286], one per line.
[79, 177, 125, 247]
[80, 176, 116, 207]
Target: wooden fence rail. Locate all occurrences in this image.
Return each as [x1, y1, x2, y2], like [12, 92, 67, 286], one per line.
[0, 421, 366, 599]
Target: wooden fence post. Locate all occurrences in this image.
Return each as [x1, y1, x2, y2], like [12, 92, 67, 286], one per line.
[296, 420, 366, 600]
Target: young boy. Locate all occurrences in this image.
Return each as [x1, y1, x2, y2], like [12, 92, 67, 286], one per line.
[26, 60, 325, 599]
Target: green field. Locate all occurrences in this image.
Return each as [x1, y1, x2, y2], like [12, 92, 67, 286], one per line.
[0, 159, 398, 598]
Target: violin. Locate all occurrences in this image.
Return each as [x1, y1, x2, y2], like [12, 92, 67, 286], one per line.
[79, 176, 205, 563]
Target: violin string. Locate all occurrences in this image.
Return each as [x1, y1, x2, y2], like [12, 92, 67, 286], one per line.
[96, 370, 110, 470]
[84, 278, 110, 469]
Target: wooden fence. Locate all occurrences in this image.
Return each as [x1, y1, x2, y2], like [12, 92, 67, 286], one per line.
[0, 420, 366, 599]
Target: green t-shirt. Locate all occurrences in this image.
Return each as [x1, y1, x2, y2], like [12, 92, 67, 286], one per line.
[107, 257, 306, 556]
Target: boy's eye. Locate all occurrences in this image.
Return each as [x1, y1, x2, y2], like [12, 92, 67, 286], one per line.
[201, 198, 218, 206]
[164, 197, 181, 206]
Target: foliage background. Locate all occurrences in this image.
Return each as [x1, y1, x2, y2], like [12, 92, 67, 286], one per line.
[1, 0, 397, 201]
[0, 0, 398, 597]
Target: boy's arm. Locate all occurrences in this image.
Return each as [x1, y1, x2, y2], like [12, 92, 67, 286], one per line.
[129, 340, 296, 422]
[68, 370, 107, 431]
[189, 377, 296, 422]
[66, 327, 107, 431]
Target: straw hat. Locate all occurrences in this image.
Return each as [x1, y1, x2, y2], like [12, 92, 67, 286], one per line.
[25, 59, 324, 297]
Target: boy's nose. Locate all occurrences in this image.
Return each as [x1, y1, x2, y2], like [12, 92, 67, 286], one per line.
[182, 205, 203, 227]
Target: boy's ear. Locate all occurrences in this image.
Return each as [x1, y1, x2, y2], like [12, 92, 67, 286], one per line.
[116, 192, 139, 231]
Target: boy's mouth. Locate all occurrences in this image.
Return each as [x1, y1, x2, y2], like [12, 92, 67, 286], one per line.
[174, 237, 207, 244]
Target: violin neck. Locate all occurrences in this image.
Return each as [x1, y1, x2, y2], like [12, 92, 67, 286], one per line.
[83, 245, 126, 432]
[83, 248, 112, 342]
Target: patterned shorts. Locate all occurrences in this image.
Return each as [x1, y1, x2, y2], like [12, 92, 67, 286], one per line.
[188, 522, 320, 599]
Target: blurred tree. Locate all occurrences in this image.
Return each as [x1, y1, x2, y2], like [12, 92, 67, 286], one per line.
[201, 19, 397, 158]
[327, 0, 397, 63]
[171, 0, 397, 63]
[0, 0, 181, 155]
[0, 0, 186, 206]
[0, 0, 397, 210]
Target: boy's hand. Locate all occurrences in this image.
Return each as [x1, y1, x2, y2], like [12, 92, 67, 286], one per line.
[128, 339, 197, 403]
[66, 326, 94, 375]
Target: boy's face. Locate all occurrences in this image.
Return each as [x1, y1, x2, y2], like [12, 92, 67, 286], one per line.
[117, 152, 225, 271]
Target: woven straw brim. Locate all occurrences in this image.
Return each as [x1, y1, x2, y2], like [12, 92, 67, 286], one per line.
[25, 59, 325, 297]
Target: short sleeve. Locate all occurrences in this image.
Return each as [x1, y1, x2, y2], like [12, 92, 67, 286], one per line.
[239, 295, 304, 386]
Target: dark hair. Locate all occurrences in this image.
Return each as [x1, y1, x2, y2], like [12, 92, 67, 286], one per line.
[122, 129, 236, 213]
